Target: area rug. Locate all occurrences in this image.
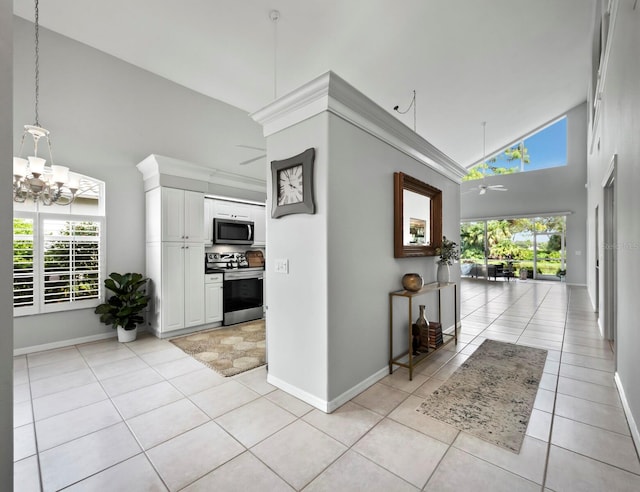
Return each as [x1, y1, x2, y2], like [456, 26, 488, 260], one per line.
[416, 339, 547, 453]
[170, 320, 265, 377]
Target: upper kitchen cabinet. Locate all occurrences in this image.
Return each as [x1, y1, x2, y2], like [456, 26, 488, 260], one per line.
[250, 205, 266, 246]
[210, 199, 251, 220]
[147, 187, 205, 243]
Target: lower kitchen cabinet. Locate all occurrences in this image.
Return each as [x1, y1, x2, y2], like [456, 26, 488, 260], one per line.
[147, 241, 205, 336]
[205, 273, 223, 323]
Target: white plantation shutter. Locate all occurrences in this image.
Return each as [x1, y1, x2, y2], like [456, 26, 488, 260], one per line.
[41, 218, 102, 311]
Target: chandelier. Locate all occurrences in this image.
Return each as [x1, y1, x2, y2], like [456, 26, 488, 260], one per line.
[13, 0, 78, 206]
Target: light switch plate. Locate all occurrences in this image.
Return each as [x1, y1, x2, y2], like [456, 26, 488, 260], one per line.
[274, 259, 289, 274]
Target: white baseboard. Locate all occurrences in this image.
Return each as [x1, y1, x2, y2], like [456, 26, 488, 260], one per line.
[267, 365, 389, 414]
[326, 366, 389, 413]
[267, 373, 331, 412]
[14, 332, 116, 356]
[598, 317, 604, 338]
[566, 282, 587, 287]
[615, 372, 640, 453]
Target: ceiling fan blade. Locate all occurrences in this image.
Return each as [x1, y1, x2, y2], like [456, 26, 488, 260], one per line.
[489, 186, 508, 191]
[479, 188, 487, 195]
[239, 154, 266, 165]
[236, 144, 266, 151]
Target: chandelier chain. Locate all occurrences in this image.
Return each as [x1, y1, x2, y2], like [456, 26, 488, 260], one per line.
[34, 0, 40, 127]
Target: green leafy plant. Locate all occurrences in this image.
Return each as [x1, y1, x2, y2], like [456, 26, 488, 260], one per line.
[94, 273, 149, 330]
[436, 236, 460, 266]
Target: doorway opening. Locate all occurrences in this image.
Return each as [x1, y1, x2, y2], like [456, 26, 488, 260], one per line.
[602, 155, 617, 361]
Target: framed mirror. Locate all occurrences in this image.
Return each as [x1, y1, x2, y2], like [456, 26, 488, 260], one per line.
[394, 172, 442, 257]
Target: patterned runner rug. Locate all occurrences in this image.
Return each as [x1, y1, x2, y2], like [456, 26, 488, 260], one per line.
[170, 319, 265, 377]
[416, 339, 547, 453]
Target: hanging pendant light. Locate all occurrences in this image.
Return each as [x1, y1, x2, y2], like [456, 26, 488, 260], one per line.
[13, 0, 78, 206]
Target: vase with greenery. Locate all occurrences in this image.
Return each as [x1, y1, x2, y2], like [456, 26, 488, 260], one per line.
[435, 236, 460, 283]
[95, 272, 149, 342]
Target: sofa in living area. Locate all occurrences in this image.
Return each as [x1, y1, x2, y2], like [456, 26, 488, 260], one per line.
[461, 262, 515, 281]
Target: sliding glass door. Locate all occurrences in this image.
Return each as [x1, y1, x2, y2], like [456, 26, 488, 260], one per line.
[460, 216, 566, 281]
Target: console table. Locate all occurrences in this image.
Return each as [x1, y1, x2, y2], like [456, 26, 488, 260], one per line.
[389, 282, 458, 380]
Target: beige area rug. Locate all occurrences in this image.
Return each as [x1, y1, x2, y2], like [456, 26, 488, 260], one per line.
[416, 339, 547, 453]
[170, 319, 265, 377]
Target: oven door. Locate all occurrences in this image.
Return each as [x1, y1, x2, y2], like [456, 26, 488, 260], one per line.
[223, 272, 264, 325]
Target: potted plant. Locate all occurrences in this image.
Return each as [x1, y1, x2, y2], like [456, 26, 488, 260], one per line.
[95, 272, 149, 342]
[435, 236, 460, 283]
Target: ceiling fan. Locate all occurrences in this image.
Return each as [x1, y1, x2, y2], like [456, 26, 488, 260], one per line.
[236, 144, 266, 165]
[464, 121, 508, 195]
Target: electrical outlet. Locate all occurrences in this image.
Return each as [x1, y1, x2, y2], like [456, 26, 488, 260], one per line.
[274, 259, 289, 274]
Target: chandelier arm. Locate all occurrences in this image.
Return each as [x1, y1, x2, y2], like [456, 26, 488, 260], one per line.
[17, 132, 26, 158]
[45, 134, 54, 166]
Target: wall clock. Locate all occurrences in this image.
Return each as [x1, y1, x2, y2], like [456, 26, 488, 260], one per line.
[270, 147, 316, 218]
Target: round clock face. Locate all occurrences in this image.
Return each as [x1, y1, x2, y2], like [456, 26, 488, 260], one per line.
[278, 164, 303, 205]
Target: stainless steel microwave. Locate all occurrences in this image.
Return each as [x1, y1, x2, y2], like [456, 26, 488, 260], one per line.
[213, 218, 254, 245]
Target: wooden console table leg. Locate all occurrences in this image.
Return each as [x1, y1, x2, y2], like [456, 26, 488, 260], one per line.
[408, 297, 413, 381]
[389, 294, 393, 375]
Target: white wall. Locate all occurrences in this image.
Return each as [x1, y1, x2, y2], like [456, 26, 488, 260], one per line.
[13, 18, 264, 350]
[586, 0, 640, 445]
[1, 0, 14, 486]
[461, 103, 588, 285]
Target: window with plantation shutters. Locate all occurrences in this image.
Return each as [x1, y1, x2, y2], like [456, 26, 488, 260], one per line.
[13, 175, 105, 316]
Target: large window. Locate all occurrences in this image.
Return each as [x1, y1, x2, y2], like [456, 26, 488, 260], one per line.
[13, 175, 105, 316]
[464, 117, 567, 181]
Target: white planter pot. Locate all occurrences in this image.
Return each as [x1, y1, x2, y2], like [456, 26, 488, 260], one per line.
[437, 263, 451, 283]
[117, 326, 137, 343]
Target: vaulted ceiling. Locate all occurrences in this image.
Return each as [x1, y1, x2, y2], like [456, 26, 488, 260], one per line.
[13, 0, 596, 169]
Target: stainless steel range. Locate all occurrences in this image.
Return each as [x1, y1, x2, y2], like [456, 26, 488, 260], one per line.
[205, 253, 264, 325]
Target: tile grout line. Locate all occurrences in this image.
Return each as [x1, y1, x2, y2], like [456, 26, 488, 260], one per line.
[540, 283, 571, 491]
[22, 355, 45, 492]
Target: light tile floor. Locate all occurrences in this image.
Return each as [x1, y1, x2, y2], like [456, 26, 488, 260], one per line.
[13, 279, 640, 491]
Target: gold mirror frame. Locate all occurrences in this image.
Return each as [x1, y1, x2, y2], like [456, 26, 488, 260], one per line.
[394, 172, 442, 258]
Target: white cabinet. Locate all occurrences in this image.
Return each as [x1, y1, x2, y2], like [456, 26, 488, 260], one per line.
[204, 198, 215, 246]
[160, 188, 204, 243]
[159, 243, 205, 333]
[211, 200, 250, 220]
[205, 273, 223, 323]
[249, 204, 266, 246]
[145, 186, 206, 337]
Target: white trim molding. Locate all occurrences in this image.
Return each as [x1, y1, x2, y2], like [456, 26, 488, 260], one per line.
[267, 373, 332, 413]
[268, 365, 389, 414]
[590, 0, 619, 152]
[615, 372, 640, 453]
[14, 332, 116, 356]
[250, 71, 467, 183]
[137, 154, 266, 193]
[326, 366, 389, 413]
